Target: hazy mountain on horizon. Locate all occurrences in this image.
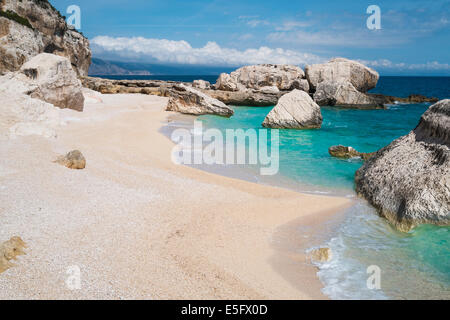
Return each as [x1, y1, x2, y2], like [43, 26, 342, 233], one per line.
[89, 58, 236, 76]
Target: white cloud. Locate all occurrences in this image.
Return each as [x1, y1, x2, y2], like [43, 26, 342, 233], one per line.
[90, 36, 449, 74]
[267, 29, 411, 48]
[91, 36, 325, 66]
[360, 59, 450, 71]
[275, 21, 312, 31]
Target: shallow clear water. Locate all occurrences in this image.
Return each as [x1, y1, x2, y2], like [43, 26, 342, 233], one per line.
[196, 77, 450, 299]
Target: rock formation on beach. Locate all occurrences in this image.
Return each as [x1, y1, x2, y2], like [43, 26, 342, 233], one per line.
[0, 53, 84, 111]
[0, 0, 91, 76]
[314, 81, 385, 109]
[215, 64, 309, 92]
[0, 53, 86, 138]
[166, 84, 234, 117]
[355, 99, 450, 231]
[306, 58, 384, 108]
[81, 76, 178, 95]
[262, 90, 323, 129]
[21, 53, 84, 110]
[192, 79, 211, 90]
[329, 145, 375, 161]
[202, 88, 281, 107]
[81, 59, 437, 112]
[306, 58, 379, 93]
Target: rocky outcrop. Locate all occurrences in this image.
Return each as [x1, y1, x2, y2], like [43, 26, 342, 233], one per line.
[202, 89, 282, 107]
[314, 81, 385, 109]
[19, 53, 84, 111]
[0, 53, 84, 137]
[0, 53, 84, 111]
[262, 90, 323, 129]
[81, 76, 179, 95]
[215, 64, 309, 92]
[329, 145, 375, 161]
[0, 236, 27, 274]
[55, 150, 86, 169]
[192, 79, 211, 90]
[355, 99, 450, 231]
[166, 84, 234, 117]
[305, 58, 379, 93]
[368, 94, 439, 105]
[0, 0, 91, 76]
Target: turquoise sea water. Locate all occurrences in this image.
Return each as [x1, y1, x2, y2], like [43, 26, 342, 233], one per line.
[193, 77, 450, 300]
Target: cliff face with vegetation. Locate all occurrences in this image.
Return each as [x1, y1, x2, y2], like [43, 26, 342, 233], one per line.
[0, 0, 91, 76]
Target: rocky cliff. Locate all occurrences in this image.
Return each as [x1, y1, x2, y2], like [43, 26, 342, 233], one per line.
[355, 99, 450, 231]
[0, 0, 91, 76]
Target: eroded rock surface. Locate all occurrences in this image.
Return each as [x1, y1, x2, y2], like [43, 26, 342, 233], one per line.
[305, 58, 379, 93]
[166, 84, 234, 117]
[19, 53, 85, 111]
[262, 90, 323, 129]
[215, 64, 308, 92]
[355, 99, 450, 231]
[314, 81, 384, 108]
[0, 0, 91, 76]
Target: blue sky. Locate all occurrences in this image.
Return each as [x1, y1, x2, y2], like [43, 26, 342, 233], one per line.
[53, 0, 450, 75]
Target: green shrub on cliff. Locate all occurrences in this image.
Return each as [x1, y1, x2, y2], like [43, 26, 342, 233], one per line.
[0, 9, 33, 29]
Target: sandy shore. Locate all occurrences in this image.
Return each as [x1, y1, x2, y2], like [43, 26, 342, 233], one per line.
[0, 92, 352, 299]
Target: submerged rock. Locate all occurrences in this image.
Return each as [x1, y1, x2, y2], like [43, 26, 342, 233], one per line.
[166, 84, 234, 117]
[55, 150, 86, 170]
[0, 236, 27, 274]
[215, 64, 308, 92]
[0, 0, 91, 76]
[329, 145, 375, 161]
[262, 89, 323, 129]
[355, 99, 450, 231]
[305, 58, 379, 93]
[310, 247, 332, 263]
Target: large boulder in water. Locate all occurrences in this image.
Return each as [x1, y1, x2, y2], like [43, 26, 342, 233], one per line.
[166, 84, 234, 117]
[314, 80, 383, 108]
[215, 64, 309, 92]
[355, 99, 450, 231]
[329, 145, 375, 161]
[305, 58, 379, 93]
[262, 89, 323, 129]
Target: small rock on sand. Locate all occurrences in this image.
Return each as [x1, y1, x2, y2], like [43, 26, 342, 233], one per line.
[55, 150, 86, 170]
[0, 237, 27, 274]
